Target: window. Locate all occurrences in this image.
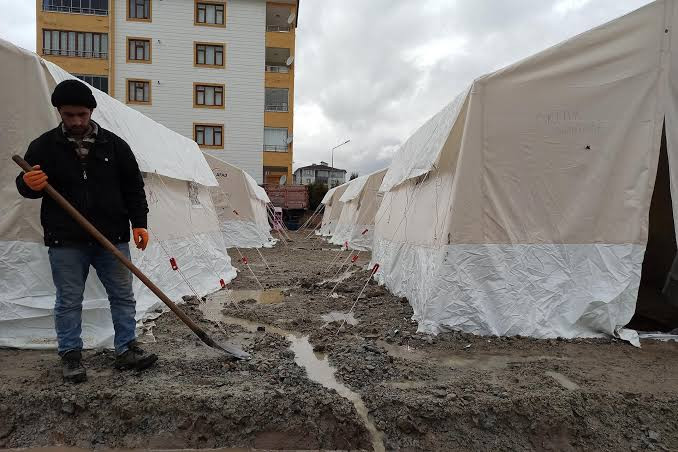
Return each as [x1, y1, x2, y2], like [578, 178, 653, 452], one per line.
[128, 0, 151, 20]
[127, 38, 151, 62]
[43, 0, 109, 15]
[196, 2, 225, 26]
[127, 79, 151, 104]
[265, 88, 289, 112]
[42, 30, 108, 58]
[264, 127, 288, 152]
[74, 74, 108, 93]
[195, 43, 224, 67]
[194, 124, 223, 148]
[194, 83, 224, 108]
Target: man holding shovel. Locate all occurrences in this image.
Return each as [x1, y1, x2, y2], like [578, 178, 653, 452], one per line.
[15, 79, 158, 383]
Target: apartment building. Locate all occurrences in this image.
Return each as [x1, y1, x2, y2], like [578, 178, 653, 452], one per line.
[36, 0, 298, 184]
[294, 162, 346, 187]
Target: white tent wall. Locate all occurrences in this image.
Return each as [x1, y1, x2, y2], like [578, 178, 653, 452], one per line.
[330, 175, 371, 246]
[317, 186, 338, 236]
[318, 184, 348, 237]
[0, 40, 235, 349]
[349, 169, 388, 251]
[327, 169, 388, 250]
[329, 201, 359, 246]
[204, 154, 274, 248]
[373, 0, 675, 339]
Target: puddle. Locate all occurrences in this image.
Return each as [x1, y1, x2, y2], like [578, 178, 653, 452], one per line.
[223, 288, 286, 304]
[545, 371, 580, 390]
[199, 302, 385, 452]
[378, 341, 567, 370]
[321, 311, 359, 326]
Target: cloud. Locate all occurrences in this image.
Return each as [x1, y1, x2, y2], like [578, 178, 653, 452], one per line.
[0, 0, 654, 179]
[0, 0, 35, 52]
[293, 0, 654, 177]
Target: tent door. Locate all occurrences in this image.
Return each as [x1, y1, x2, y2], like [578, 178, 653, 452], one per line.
[630, 123, 678, 331]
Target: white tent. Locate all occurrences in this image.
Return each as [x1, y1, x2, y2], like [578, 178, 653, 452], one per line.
[0, 39, 236, 349]
[329, 169, 388, 251]
[373, 0, 678, 341]
[203, 154, 275, 248]
[317, 183, 349, 237]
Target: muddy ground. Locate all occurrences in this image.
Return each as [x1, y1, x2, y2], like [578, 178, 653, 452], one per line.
[1, 231, 678, 451]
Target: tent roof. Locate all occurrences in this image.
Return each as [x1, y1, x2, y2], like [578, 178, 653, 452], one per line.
[43, 58, 217, 186]
[321, 186, 338, 204]
[203, 153, 270, 204]
[340, 168, 387, 202]
[380, 87, 469, 193]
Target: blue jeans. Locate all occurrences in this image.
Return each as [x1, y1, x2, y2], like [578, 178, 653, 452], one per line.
[48, 243, 137, 355]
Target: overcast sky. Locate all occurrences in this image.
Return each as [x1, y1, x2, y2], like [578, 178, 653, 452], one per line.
[0, 0, 653, 176]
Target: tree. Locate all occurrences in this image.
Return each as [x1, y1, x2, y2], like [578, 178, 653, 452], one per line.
[349, 172, 359, 181]
[307, 181, 328, 211]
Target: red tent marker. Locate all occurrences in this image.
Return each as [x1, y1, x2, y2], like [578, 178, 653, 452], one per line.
[351, 255, 359, 263]
[220, 279, 226, 289]
[362, 228, 369, 235]
[371, 263, 380, 275]
[242, 256, 248, 265]
[169, 257, 178, 271]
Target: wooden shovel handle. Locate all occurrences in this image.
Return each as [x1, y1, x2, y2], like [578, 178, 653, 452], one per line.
[12, 154, 215, 345]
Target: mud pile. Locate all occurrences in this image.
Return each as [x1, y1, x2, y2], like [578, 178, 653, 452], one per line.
[1, 231, 677, 451]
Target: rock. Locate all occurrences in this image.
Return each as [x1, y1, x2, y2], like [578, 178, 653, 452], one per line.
[648, 431, 660, 442]
[61, 401, 76, 415]
[446, 393, 458, 401]
[433, 389, 447, 398]
[182, 295, 200, 305]
[0, 420, 15, 439]
[396, 416, 418, 433]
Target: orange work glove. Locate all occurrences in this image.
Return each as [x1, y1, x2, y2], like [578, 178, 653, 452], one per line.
[23, 165, 48, 191]
[133, 228, 149, 251]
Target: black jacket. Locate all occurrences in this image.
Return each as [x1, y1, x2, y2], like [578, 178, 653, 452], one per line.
[15, 123, 148, 247]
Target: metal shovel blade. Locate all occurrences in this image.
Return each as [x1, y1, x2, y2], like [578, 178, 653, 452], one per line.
[211, 341, 252, 360]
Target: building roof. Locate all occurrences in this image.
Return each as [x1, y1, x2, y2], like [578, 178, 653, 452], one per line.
[295, 163, 347, 173]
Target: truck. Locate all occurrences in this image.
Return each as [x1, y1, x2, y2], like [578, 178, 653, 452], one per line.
[263, 184, 309, 230]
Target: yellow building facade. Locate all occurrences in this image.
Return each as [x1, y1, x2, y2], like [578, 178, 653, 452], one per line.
[36, 0, 297, 185]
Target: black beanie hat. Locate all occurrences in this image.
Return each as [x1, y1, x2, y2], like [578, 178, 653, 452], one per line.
[51, 79, 97, 109]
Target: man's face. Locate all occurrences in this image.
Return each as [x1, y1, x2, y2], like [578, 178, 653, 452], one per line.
[58, 105, 92, 136]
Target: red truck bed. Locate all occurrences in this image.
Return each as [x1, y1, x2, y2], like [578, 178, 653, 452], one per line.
[263, 184, 309, 210]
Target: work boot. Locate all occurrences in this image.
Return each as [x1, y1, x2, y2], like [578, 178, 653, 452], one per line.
[114, 342, 158, 371]
[62, 350, 87, 383]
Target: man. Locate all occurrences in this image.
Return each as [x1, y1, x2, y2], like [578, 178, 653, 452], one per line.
[16, 79, 158, 383]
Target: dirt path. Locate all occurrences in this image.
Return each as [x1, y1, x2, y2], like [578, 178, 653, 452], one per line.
[1, 231, 677, 451]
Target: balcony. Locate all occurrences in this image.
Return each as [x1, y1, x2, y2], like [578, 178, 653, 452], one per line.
[266, 25, 290, 32]
[265, 88, 289, 113]
[266, 65, 289, 73]
[264, 144, 288, 152]
[266, 4, 292, 32]
[265, 104, 289, 113]
[266, 47, 291, 73]
[42, 0, 109, 16]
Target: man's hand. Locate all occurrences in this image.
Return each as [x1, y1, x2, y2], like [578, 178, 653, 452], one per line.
[133, 228, 149, 251]
[23, 165, 48, 191]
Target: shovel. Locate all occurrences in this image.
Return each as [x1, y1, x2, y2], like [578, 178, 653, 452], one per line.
[13, 155, 250, 360]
